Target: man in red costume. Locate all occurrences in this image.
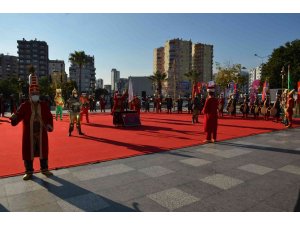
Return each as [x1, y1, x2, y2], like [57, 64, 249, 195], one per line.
[131, 95, 141, 114]
[80, 93, 90, 123]
[10, 66, 53, 180]
[285, 89, 295, 128]
[202, 86, 219, 143]
[111, 90, 128, 126]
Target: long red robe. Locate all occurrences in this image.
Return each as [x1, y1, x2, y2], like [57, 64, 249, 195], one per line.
[11, 100, 53, 160]
[203, 97, 219, 134]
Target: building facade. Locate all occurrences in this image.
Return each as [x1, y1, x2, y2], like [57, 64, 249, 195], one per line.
[111, 68, 120, 92]
[192, 43, 213, 82]
[0, 54, 18, 80]
[17, 38, 49, 79]
[153, 47, 165, 74]
[104, 84, 112, 94]
[129, 76, 154, 97]
[69, 55, 96, 93]
[95, 78, 103, 89]
[153, 38, 213, 97]
[249, 66, 262, 92]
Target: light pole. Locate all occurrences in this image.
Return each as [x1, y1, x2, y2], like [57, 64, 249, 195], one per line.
[281, 66, 285, 94]
[254, 54, 270, 65]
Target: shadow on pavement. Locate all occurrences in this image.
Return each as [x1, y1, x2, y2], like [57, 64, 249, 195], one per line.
[0, 204, 9, 212]
[33, 175, 136, 212]
[217, 142, 300, 155]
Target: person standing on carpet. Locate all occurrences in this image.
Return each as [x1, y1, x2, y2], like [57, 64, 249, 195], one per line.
[285, 89, 295, 128]
[9, 66, 54, 180]
[67, 88, 84, 136]
[111, 90, 128, 126]
[202, 86, 219, 143]
[80, 92, 90, 123]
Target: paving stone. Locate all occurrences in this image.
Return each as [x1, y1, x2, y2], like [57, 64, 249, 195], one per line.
[147, 188, 199, 211]
[124, 197, 169, 212]
[261, 184, 300, 211]
[245, 202, 284, 212]
[17, 202, 63, 212]
[200, 174, 244, 190]
[138, 166, 174, 177]
[238, 163, 274, 175]
[279, 165, 300, 176]
[199, 147, 251, 159]
[180, 158, 211, 167]
[73, 164, 135, 181]
[7, 189, 57, 211]
[57, 193, 110, 212]
[4, 180, 44, 196]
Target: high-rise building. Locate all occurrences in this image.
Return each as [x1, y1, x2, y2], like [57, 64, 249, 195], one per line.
[163, 38, 192, 97]
[69, 55, 96, 93]
[49, 60, 67, 88]
[0, 54, 18, 80]
[249, 66, 262, 93]
[95, 78, 103, 89]
[111, 68, 120, 91]
[192, 43, 213, 82]
[153, 47, 165, 74]
[153, 38, 213, 97]
[17, 38, 49, 79]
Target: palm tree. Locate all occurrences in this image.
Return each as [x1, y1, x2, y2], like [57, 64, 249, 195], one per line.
[148, 71, 168, 96]
[69, 51, 88, 94]
[184, 70, 201, 84]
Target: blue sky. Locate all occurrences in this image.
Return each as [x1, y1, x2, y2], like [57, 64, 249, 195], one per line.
[1, 13, 300, 85]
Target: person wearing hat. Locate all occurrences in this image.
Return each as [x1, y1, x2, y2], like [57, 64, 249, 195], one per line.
[9, 67, 54, 180]
[111, 89, 128, 126]
[202, 86, 219, 143]
[67, 88, 84, 136]
[285, 89, 295, 128]
[176, 95, 183, 113]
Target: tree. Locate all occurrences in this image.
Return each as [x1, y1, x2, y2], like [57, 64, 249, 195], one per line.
[39, 76, 54, 98]
[94, 88, 108, 100]
[148, 71, 168, 96]
[61, 80, 77, 101]
[184, 70, 202, 87]
[215, 64, 242, 92]
[262, 39, 300, 89]
[69, 51, 88, 94]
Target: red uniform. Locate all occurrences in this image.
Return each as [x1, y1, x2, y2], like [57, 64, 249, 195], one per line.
[286, 96, 295, 127]
[80, 95, 89, 123]
[111, 92, 128, 126]
[11, 101, 53, 161]
[203, 97, 219, 141]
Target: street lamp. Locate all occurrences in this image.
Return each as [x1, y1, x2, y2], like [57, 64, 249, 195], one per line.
[254, 54, 270, 65]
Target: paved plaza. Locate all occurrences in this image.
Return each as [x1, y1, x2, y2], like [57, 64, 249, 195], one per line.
[0, 127, 300, 212]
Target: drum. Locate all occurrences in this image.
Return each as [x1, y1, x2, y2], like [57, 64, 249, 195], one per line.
[254, 106, 259, 114]
[260, 106, 267, 115]
[270, 107, 277, 117]
[228, 104, 234, 113]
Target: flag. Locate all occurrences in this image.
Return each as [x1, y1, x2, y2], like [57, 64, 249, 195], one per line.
[261, 80, 268, 101]
[128, 77, 134, 103]
[288, 65, 292, 90]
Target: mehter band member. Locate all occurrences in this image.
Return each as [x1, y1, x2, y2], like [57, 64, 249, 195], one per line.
[10, 67, 54, 180]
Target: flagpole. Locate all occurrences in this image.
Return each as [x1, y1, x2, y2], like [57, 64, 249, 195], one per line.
[288, 64, 291, 90]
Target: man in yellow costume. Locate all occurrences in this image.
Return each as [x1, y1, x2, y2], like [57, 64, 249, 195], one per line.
[54, 89, 64, 121]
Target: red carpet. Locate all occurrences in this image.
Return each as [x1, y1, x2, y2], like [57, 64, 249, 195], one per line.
[0, 112, 299, 178]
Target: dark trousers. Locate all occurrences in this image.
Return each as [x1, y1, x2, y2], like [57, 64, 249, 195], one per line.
[24, 159, 48, 174]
